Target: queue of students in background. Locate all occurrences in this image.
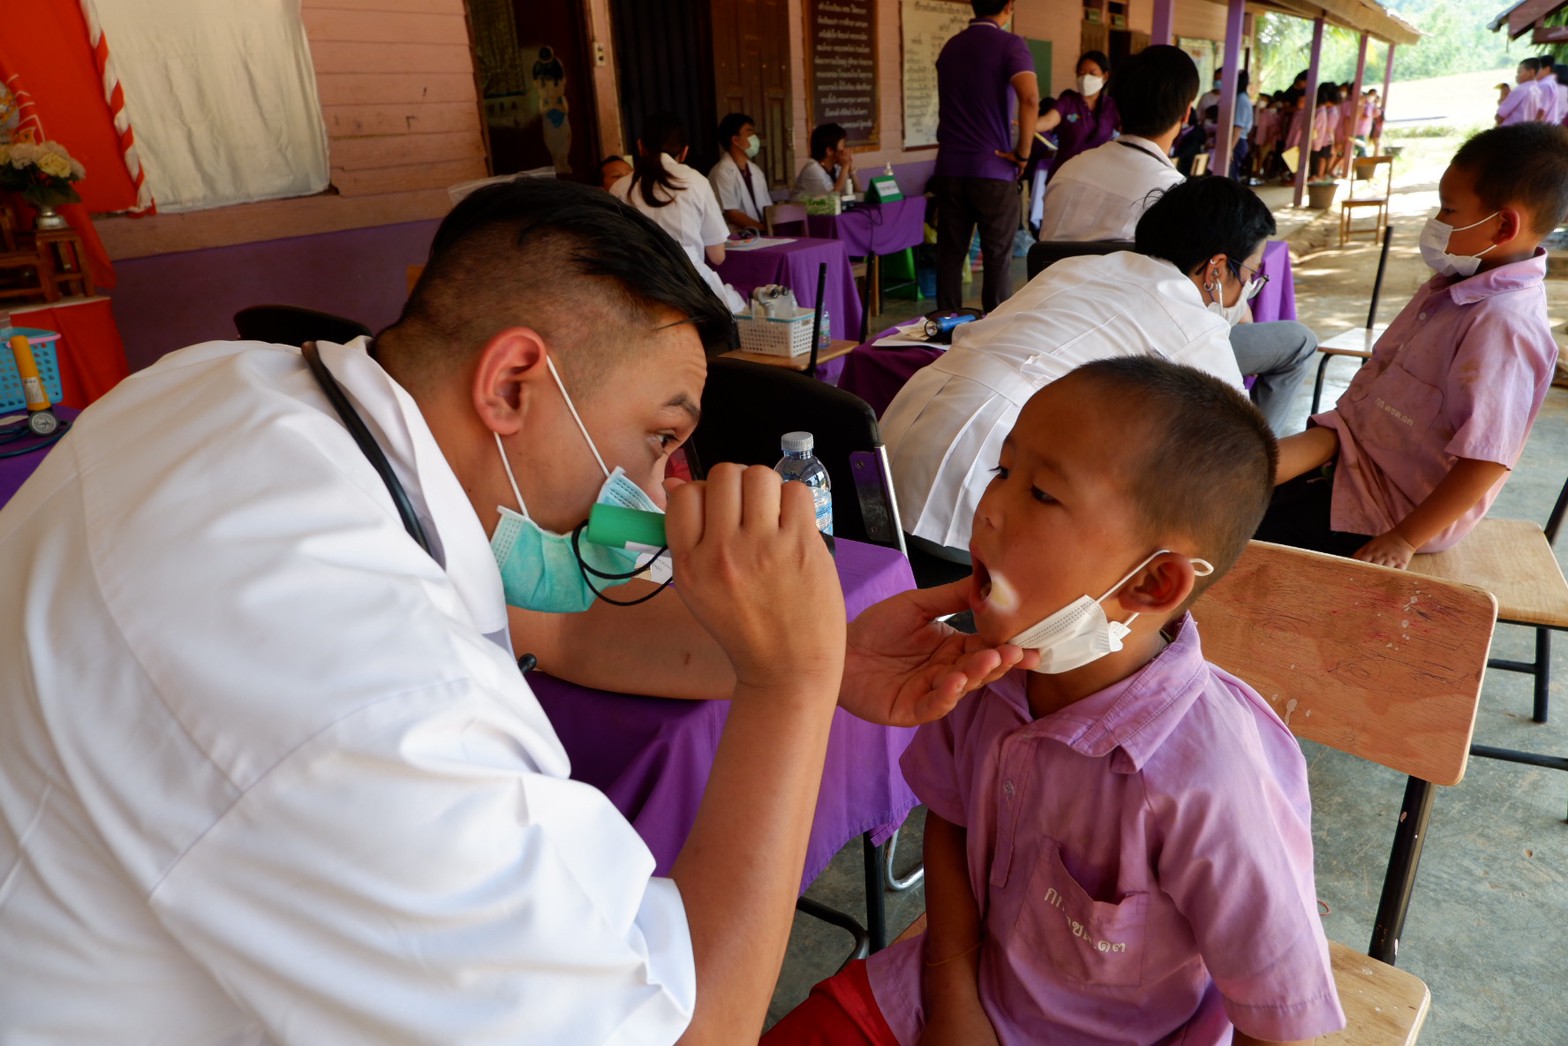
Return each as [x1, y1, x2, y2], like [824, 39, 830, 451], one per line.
[1497, 55, 1568, 127]
[1237, 77, 1382, 183]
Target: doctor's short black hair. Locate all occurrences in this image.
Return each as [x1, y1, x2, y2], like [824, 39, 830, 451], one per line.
[1135, 176, 1276, 280]
[1108, 45, 1200, 138]
[1060, 356, 1277, 598]
[383, 178, 735, 385]
[717, 112, 755, 149]
[1451, 122, 1568, 234]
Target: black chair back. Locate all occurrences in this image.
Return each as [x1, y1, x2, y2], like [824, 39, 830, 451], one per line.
[234, 305, 373, 347]
[1025, 239, 1134, 280]
[685, 358, 905, 552]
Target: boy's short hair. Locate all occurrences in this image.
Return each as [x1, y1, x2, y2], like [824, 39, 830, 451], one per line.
[1520, 57, 1541, 73]
[1067, 357, 1278, 599]
[971, 0, 1009, 16]
[1108, 45, 1200, 138]
[809, 122, 847, 160]
[1451, 123, 1568, 234]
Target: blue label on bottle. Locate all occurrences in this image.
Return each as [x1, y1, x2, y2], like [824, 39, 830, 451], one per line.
[812, 486, 833, 535]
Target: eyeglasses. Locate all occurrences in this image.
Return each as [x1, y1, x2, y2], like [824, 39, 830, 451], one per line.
[1229, 260, 1270, 300]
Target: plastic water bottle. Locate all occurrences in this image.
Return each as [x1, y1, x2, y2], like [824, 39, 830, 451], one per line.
[776, 431, 832, 535]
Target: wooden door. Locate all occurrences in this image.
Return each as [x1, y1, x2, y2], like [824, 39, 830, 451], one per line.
[467, 0, 600, 179]
[1081, 21, 1109, 60]
[709, 0, 792, 189]
[609, 0, 718, 166]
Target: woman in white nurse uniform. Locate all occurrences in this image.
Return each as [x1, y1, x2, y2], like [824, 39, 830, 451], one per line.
[611, 110, 747, 313]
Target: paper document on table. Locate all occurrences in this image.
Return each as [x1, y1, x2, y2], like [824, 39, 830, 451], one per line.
[726, 237, 796, 251]
[874, 322, 946, 349]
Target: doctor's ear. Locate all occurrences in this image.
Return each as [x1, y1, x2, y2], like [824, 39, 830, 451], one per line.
[471, 327, 551, 436]
[1114, 554, 1198, 617]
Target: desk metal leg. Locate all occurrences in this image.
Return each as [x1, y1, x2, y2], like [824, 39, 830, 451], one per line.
[863, 834, 887, 953]
[883, 822, 926, 892]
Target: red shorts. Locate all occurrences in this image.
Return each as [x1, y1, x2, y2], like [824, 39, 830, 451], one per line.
[762, 959, 900, 1046]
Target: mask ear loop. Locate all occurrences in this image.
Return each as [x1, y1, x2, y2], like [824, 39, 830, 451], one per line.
[545, 355, 611, 481]
[495, 432, 531, 520]
[570, 524, 674, 607]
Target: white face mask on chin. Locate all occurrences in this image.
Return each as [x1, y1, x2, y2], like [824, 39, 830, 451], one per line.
[1006, 550, 1214, 674]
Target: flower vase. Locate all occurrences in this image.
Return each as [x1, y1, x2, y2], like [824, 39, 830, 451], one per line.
[33, 203, 68, 231]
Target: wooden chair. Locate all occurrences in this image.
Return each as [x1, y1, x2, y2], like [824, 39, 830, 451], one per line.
[1194, 542, 1494, 1042]
[889, 542, 1495, 1043]
[0, 201, 57, 304]
[1310, 225, 1394, 414]
[1340, 156, 1394, 247]
[764, 202, 807, 236]
[1408, 474, 1568, 813]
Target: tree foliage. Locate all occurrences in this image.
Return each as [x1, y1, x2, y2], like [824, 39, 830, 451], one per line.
[1254, 0, 1522, 94]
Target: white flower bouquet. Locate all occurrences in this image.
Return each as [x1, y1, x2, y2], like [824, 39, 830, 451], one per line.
[0, 140, 86, 210]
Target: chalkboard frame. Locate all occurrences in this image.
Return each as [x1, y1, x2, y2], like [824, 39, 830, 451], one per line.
[805, 0, 881, 150]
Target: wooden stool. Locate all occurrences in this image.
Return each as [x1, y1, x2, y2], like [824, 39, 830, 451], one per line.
[34, 229, 94, 299]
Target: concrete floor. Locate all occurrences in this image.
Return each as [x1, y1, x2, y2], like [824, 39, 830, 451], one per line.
[768, 154, 1568, 1042]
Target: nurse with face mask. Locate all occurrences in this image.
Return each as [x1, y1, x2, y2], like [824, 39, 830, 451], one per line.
[1036, 49, 1119, 180]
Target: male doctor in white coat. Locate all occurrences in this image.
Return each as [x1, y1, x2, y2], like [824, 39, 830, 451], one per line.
[0, 180, 1027, 1043]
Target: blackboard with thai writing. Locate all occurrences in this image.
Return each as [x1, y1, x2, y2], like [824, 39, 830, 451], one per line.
[807, 0, 878, 148]
[901, 0, 973, 149]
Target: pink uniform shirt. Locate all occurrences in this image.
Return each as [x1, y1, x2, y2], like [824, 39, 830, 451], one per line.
[1499, 80, 1539, 125]
[865, 617, 1345, 1045]
[1310, 106, 1339, 150]
[1313, 251, 1556, 549]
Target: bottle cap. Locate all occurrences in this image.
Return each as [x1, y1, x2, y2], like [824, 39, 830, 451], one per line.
[781, 431, 814, 454]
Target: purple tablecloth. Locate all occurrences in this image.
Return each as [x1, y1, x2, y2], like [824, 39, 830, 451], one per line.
[718, 237, 864, 342]
[0, 405, 80, 510]
[838, 328, 941, 419]
[530, 539, 919, 891]
[1254, 239, 1297, 324]
[806, 197, 926, 258]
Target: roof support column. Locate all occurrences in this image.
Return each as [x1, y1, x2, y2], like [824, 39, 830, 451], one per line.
[1349, 33, 1369, 158]
[1379, 43, 1396, 152]
[1212, 0, 1247, 177]
[1152, 0, 1175, 46]
[1293, 16, 1326, 208]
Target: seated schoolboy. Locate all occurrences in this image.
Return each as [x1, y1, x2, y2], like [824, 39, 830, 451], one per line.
[765, 356, 1346, 1046]
[1259, 123, 1568, 569]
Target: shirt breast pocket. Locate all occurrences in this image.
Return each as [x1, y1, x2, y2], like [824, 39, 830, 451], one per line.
[1353, 358, 1444, 449]
[1017, 839, 1147, 989]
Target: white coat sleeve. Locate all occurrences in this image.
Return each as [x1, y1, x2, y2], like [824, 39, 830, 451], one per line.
[697, 179, 731, 249]
[147, 683, 695, 1046]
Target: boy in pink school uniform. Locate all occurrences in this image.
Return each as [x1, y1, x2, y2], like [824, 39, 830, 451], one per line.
[1258, 123, 1568, 569]
[764, 357, 1345, 1046]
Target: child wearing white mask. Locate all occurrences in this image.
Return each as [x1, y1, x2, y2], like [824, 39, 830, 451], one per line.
[1261, 123, 1567, 569]
[765, 357, 1345, 1046]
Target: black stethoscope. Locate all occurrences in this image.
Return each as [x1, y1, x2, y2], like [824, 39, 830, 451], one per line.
[303, 342, 537, 673]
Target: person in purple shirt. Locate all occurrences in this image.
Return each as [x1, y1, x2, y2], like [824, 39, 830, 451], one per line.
[932, 0, 1039, 313]
[1497, 58, 1542, 126]
[1036, 49, 1118, 180]
[763, 357, 1345, 1045]
[1262, 123, 1568, 568]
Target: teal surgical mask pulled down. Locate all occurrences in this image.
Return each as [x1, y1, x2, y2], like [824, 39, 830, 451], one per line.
[488, 358, 670, 613]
